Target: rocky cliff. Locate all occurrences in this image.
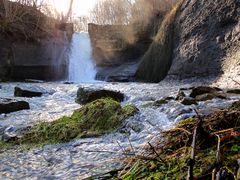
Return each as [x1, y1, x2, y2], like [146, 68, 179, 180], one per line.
[136, 0, 240, 83]
[0, 1, 73, 81]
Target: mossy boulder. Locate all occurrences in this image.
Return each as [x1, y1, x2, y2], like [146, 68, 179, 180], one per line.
[16, 98, 137, 145]
[76, 87, 125, 104]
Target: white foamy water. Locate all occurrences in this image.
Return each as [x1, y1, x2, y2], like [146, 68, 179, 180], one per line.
[0, 82, 239, 179]
[68, 32, 97, 83]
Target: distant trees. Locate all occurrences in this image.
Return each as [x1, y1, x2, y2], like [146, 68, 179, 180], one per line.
[89, 0, 178, 25]
[90, 0, 132, 25]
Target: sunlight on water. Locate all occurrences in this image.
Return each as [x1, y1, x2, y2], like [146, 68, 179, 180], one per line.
[68, 32, 97, 83]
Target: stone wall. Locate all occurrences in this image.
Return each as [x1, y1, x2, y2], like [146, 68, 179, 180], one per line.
[0, 1, 73, 81]
[0, 30, 70, 81]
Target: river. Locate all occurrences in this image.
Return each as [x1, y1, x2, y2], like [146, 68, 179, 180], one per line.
[0, 80, 239, 179]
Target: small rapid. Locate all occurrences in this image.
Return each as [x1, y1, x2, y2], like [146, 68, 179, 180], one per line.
[0, 81, 239, 179]
[68, 33, 97, 83]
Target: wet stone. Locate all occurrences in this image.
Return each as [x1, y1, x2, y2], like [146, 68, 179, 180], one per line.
[181, 97, 198, 105]
[14, 85, 54, 97]
[76, 87, 125, 104]
[190, 86, 223, 98]
[0, 98, 30, 114]
[195, 93, 215, 101]
[2, 126, 18, 142]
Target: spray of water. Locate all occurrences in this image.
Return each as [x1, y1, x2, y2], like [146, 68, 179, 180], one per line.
[68, 32, 97, 83]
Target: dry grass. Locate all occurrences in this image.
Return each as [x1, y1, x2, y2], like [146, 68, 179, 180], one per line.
[0, 0, 56, 40]
[119, 101, 240, 179]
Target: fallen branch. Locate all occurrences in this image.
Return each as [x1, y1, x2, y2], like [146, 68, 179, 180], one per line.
[148, 142, 166, 164]
[187, 109, 203, 180]
[229, 77, 240, 86]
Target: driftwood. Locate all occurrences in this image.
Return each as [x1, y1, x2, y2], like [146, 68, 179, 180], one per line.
[187, 109, 204, 180]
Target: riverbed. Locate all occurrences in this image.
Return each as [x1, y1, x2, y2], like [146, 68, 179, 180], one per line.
[0, 81, 239, 179]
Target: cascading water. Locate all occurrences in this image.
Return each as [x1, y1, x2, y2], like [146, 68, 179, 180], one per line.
[68, 32, 97, 83]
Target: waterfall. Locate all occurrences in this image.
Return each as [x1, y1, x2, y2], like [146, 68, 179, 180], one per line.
[68, 32, 97, 83]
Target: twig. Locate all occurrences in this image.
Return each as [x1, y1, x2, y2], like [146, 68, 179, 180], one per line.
[229, 77, 240, 86]
[116, 140, 128, 158]
[128, 137, 135, 154]
[187, 124, 197, 180]
[211, 134, 222, 180]
[210, 127, 240, 136]
[215, 134, 221, 164]
[187, 109, 203, 180]
[84, 150, 134, 156]
[148, 142, 166, 164]
[163, 127, 191, 135]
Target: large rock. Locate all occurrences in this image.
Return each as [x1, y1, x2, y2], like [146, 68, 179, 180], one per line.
[135, 0, 240, 82]
[167, 0, 240, 80]
[76, 87, 125, 104]
[189, 86, 223, 98]
[14, 85, 54, 97]
[0, 98, 30, 114]
[181, 97, 198, 105]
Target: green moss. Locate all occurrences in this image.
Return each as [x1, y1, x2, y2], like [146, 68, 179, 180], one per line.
[135, 4, 180, 83]
[179, 117, 195, 124]
[6, 98, 137, 147]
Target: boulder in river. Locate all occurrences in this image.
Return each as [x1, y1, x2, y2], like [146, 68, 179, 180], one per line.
[17, 98, 138, 144]
[189, 86, 223, 98]
[181, 97, 198, 105]
[76, 87, 125, 104]
[195, 93, 215, 101]
[227, 89, 240, 94]
[0, 98, 30, 114]
[175, 90, 186, 100]
[14, 85, 54, 97]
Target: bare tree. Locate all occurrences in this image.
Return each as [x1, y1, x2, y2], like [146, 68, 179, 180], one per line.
[90, 0, 133, 25]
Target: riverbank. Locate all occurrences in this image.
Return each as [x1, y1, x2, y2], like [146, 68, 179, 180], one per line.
[118, 101, 240, 179]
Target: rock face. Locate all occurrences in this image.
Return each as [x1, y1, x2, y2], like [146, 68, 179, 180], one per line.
[0, 98, 30, 114]
[167, 0, 240, 79]
[135, 0, 240, 82]
[76, 87, 125, 104]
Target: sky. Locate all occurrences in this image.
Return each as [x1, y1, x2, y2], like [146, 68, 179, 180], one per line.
[53, 0, 98, 16]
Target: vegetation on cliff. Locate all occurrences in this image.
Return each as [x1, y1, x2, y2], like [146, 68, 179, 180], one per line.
[135, 2, 180, 82]
[119, 101, 240, 179]
[0, 98, 138, 149]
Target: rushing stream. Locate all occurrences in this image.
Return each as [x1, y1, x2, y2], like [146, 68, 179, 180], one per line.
[0, 81, 239, 179]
